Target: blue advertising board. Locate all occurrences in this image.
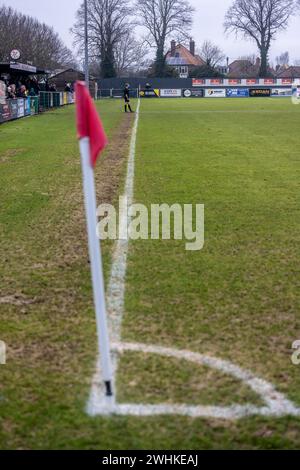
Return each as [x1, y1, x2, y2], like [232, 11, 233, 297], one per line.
[25, 97, 31, 116]
[226, 88, 249, 98]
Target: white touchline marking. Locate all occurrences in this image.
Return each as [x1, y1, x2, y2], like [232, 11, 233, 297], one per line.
[86, 99, 300, 420]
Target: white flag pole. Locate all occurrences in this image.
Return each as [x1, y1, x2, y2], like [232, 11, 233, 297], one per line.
[79, 136, 114, 401]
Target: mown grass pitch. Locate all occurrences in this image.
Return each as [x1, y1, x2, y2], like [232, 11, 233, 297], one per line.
[0, 97, 300, 449]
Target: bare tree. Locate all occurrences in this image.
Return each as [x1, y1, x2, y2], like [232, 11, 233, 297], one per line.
[276, 51, 290, 66]
[199, 40, 226, 68]
[0, 6, 75, 69]
[71, 0, 133, 78]
[235, 54, 260, 75]
[224, 0, 295, 77]
[135, 0, 194, 76]
[114, 32, 149, 76]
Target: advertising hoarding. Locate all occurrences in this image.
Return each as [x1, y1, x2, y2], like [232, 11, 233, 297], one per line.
[183, 89, 204, 98]
[192, 79, 205, 87]
[25, 97, 31, 116]
[17, 98, 25, 118]
[10, 99, 18, 119]
[209, 79, 223, 85]
[226, 88, 249, 98]
[205, 89, 226, 98]
[264, 78, 275, 85]
[140, 89, 160, 97]
[0, 102, 11, 122]
[249, 88, 271, 97]
[0, 80, 6, 105]
[228, 79, 241, 85]
[160, 89, 182, 98]
[271, 88, 292, 97]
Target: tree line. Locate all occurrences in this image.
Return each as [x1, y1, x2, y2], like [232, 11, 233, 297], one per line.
[0, 5, 76, 70]
[72, 0, 300, 78]
[1, 1, 299, 77]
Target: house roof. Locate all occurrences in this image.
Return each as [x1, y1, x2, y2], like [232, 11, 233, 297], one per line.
[166, 44, 205, 67]
[49, 68, 82, 78]
[228, 60, 260, 78]
[276, 66, 300, 78]
[228, 59, 276, 78]
[49, 68, 96, 81]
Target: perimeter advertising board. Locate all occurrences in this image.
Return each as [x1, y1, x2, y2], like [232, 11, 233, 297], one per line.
[160, 89, 182, 98]
[10, 99, 18, 119]
[0, 80, 6, 105]
[0, 102, 11, 123]
[226, 88, 249, 98]
[139, 89, 160, 98]
[249, 89, 271, 97]
[17, 98, 25, 118]
[271, 88, 292, 97]
[246, 79, 258, 85]
[205, 89, 226, 98]
[192, 79, 205, 87]
[25, 97, 31, 116]
[183, 89, 204, 98]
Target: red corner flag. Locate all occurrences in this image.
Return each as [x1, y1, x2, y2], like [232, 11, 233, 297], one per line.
[75, 81, 108, 167]
[76, 80, 114, 402]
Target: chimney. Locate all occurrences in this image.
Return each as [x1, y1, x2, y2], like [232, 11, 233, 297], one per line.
[171, 40, 176, 57]
[190, 38, 195, 56]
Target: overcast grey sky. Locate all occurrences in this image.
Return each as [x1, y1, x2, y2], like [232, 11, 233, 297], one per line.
[3, 0, 300, 64]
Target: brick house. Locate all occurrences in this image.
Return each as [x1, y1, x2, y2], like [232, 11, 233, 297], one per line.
[166, 40, 205, 78]
[276, 66, 300, 79]
[227, 58, 275, 78]
[227, 58, 261, 78]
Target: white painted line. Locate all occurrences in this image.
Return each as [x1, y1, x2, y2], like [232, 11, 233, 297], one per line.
[86, 99, 300, 420]
[107, 101, 141, 346]
[89, 342, 300, 419]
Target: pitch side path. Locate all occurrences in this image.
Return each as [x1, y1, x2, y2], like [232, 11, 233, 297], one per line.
[0, 98, 300, 449]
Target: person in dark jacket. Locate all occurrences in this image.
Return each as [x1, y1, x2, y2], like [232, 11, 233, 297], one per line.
[124, 83, 134, 113]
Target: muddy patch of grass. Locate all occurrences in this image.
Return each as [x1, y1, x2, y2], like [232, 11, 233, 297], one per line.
[0, 148, 24, 163]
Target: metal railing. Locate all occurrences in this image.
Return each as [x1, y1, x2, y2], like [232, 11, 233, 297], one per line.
[97, 88, 139, 99]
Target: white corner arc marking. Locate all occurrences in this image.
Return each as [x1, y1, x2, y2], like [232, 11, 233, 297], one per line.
[87, 99, 300, 420]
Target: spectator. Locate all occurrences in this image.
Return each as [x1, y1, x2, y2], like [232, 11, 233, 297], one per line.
[49, 83, 57, 92]
[7, 86, 16, 99]
[28, 87, 36, 97]
[34, 81, 40, 95]
[64, 82, 71, 92]
[9, 84, 17, 98]
[17, 85, 27, 98]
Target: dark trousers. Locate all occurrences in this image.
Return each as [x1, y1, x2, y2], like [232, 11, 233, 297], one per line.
[125, 101, 133, 112]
